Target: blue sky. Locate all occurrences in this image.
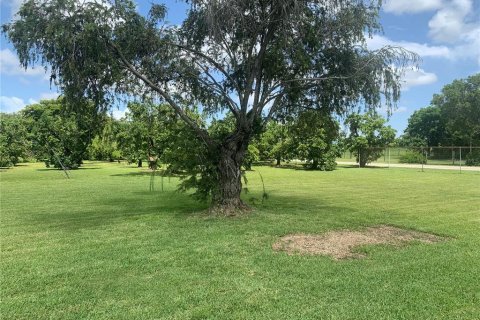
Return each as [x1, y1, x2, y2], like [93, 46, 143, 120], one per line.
[1, 0, 479, 134]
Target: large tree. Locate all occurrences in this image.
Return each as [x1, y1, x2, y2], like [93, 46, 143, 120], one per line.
[22, 98, 102, 169]
[3, 0, 417, 213]
[432, 73, 480, 148]
[401, 74, 480, 148]
[0, 113, 30, 167]
[403, 105, 446, 147]
[345, 111, 396, 167]
[288, 110, 340, 170]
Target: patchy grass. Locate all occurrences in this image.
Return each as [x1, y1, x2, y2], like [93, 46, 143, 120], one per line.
[1, 162, 479, 319]
[272, 225, 447, 259]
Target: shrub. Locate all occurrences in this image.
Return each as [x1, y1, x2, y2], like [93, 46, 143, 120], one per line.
[399, 151, 427, 164]
[465, 150, 480, 166]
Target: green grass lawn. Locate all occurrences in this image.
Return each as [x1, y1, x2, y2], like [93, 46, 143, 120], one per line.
[1, 162, 479, 319]
[337, 148, 473, 166]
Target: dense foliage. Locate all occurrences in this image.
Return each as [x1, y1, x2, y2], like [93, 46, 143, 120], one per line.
[345, 112, 396, 167]
[22, 99, 102, 169]
[288, 110, 340, 170]
[403, 74, 480, 148]
[0, 113, 30, 167]
[398, 150, 427, 164]
[465, 150, 480, 166]
[88, 117, 122, 162]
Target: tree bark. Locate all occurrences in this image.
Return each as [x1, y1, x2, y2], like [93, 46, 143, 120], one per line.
[210, 134, 250, 215]
[137, 159, 143, 167]
[276, 156, 281, 166]
[359, 149, 368, 167]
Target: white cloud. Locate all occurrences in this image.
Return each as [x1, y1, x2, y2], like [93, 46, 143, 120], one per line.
[111, 109, 126, 120]
[452, 27, 480, 66]
[379, 105, 407, 116]
[382, 0, 480, 65]
[428, 0, 473, 43]
[401, 68, 438, 90]
[383, 0, 443, 14]
[39, 92, 59, 100]
[366, 35, 451, 59]
[0, 48, 46, 77]
[0, 92, 59, 113]
[393, 106, 408, 114]
[0, 96, 26, 113]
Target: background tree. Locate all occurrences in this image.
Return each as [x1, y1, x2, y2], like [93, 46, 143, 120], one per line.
[345, 112, 396, 167]
[432, 73, 480, 148]
[118, 102, 204, 170]
[289, 110, 340, 170]
[402, 106, 446, 147]
[400, 74, 480, 149]
[3, 0, 417, 213]
[22, 98, 102, 169]
[116, 102, 162, 168]
[88, 116, 122, 162]
[0, 113, 30, 167]
[257, 121, 291, 166]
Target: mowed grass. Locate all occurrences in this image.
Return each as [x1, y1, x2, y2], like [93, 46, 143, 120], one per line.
[1, 162, 479, 320]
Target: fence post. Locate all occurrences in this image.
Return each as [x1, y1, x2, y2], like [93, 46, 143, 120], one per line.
[422, 148, 425, 172]
[388, 147, 390, 168]
[460, 147, 462, 173]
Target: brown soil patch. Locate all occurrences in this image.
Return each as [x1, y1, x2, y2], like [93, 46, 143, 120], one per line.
[272, 225, 445, 259]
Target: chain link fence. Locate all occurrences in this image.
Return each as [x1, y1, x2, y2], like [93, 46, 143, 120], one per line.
[337, 147, 480, 172]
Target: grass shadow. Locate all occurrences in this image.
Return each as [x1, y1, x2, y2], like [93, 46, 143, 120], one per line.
[36, 167, 102, 172]
[25, 190, 208, 231]
[337, 164, 390, 170]
[270, 164, 308, 170]
[110, 171, 182, 178]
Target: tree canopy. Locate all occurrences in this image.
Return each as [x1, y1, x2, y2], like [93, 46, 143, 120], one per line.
[345, 111, 396, 167]
[3, 0, 418, 212]
[22, 98, 103, 169]
[402, 73, 480, 148]
[0, 113, 30, 167]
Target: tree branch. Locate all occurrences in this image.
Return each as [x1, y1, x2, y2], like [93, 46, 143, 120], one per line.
[107, 42, 215, 148]
[171, 43, 242, 97]
[191, 60, 240, 119]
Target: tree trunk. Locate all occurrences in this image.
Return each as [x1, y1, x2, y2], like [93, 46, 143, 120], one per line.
[137, 159, 143, 167]
[276, 156, 281, 166]
[210, 136, 250, 215]
[359, 150, 368, 167]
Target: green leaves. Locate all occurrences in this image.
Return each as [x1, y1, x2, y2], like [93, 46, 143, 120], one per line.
[22, 98, 103, 169]
[345, 111, 396, 166]
[403, 73, 480, 147]
[0, 113, 30, 167]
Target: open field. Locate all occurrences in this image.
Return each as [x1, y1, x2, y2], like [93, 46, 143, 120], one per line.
[337, 147, 480, 167]
[1, 162, 479, 319]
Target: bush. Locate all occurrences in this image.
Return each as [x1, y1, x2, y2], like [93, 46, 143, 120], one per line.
[465, 150, 480, 166]
[399, 151, 427, 164]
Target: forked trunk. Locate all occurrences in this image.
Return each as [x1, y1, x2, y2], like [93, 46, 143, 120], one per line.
[210, 135, 250, 215]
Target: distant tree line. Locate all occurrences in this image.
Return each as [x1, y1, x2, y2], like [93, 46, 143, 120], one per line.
[1, 74, 478, 170]
[400, 73, 480, 149]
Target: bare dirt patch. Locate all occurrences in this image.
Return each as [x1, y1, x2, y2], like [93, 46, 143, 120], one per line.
[272, 225, 446, 259]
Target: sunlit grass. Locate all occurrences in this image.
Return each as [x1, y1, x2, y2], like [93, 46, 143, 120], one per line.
[1, 162, 479, 319]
